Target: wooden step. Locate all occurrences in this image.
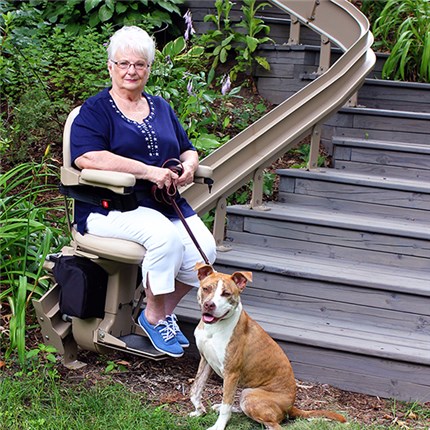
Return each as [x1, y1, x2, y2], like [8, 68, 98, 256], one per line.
[277, 168, 430, 214]
[322, 107, 430, 148]
[332, 137, 430, 180]
[229, 201, 430, 240]
[226, 202, 430, 269]
[358, 78, 430, 113]
[215, 241, 430, 297]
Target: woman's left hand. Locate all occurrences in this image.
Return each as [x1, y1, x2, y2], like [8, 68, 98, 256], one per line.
[177, 150, 199, 187]
[176, 163, 195, 187]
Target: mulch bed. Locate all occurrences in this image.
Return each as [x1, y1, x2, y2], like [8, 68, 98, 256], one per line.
[49, 345, 430, 429]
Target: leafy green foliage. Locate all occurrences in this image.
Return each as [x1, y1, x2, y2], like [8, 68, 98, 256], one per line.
[201, 0, 236, 83]
[17, 0, 185, 35]
[232, 0, 272, 81]
[1, 10, 110, 163]
[196, 0, 272, 84]
[104, 359, 128, 374]
[357, 0, 388, 25]
[23, 344, 59, 378]
[1, 162, 69, 365]
[0, 7, 50, 101]
[371, 0, 430, 82]
[0, 162, 68, 294]
[2, 89, 72, 164]
[41, 26, 111, 101]
[6, 276, 27, 367]
[289, 143, 326, 169]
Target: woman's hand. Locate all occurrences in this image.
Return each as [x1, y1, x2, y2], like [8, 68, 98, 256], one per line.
[176, 163, 195, 187]
[177, 150, 199, 187]
[146, 165, 179, 189]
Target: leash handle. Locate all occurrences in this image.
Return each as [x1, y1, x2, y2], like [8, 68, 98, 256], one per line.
[152, 158, 211, 265]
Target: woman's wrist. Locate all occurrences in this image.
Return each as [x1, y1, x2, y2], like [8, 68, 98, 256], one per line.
[182, 158, 198, 173]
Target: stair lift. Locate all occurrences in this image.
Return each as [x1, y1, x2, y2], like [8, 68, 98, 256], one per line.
[32, 106, 213, 368]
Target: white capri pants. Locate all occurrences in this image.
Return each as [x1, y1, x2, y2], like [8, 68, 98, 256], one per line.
[86, 207, 217, 295]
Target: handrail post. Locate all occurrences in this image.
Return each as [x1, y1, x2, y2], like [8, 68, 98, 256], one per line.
[250, 167, 270, 211]
[287, 15, 300, 45]
[308, 122, 322, 170]
[345, 92, 358, 107]
[318, 36, 331, 74]
[213, 196, 229, 251]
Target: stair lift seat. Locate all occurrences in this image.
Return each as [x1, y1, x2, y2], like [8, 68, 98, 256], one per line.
[33, 106, 213, 368]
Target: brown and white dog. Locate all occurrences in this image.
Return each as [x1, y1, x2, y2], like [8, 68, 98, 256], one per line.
[190, 263, 346, 430]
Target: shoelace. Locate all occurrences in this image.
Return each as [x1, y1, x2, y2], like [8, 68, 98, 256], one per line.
[167, 314, 180, 334]
[155, 320, 176, 342]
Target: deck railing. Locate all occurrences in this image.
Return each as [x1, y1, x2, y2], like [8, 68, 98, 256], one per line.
[182, 0, 376, 247]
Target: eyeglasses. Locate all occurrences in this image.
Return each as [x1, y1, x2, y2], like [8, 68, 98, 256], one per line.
[110, 60, 149, 71]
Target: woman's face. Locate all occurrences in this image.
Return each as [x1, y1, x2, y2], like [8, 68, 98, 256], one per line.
[108, 48, 151, 93]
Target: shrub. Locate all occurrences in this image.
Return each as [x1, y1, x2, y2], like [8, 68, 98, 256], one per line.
[21, 0, 185, 35]
[371, 0, 430, 82]
[0, 161, 69, 365]
[195, 0, 272, 84]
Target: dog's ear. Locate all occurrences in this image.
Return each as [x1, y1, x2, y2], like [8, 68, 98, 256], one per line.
[195, 262, 214, 281]
[231, 271, 252, 291]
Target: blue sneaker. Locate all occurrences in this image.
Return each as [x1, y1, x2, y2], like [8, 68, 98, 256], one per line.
[166, 314, 190, 348]
[138, 312, 184, 357]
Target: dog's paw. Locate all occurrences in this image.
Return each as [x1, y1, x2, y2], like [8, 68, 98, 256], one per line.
[189, 407, 206, 417]
[211, 403, 240, 413]
[211, 403, 222, 412]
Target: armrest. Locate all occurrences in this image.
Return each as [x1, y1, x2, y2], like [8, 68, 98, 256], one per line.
[61, 165, 212, 193]
[193, 165, 213, 184]
[60, 166, 135, 194]
[80, 169, 136, 187]
[79, 169, 135, 194]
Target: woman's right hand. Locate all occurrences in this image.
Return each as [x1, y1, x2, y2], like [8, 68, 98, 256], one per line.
[146, 165, 179, 189]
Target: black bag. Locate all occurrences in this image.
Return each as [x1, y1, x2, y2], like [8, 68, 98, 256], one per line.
[53, 256, 108, 319]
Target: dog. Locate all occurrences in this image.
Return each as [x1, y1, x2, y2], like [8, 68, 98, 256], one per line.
[189, 263, 346, 430]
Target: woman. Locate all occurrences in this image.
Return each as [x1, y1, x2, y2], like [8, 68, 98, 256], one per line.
[70, 26, 217, 358]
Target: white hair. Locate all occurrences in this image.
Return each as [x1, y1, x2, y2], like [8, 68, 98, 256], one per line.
[107, 26, 156, 64]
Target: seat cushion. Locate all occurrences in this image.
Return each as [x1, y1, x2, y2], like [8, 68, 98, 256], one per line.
[72, 229, 145, 264]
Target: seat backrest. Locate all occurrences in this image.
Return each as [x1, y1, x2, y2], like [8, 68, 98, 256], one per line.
[61, 107, 136, 189]
[63, 106, 81, 169]
[61, 106, 82, 186]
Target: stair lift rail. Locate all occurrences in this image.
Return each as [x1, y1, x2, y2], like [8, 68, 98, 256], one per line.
[180, 0, 377, 247]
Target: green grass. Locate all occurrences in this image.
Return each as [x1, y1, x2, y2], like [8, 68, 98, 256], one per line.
[1, 371, 428, 430]
[0, 372, 213, 430]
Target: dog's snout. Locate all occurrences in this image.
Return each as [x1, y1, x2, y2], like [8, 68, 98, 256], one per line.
[203, 300, 215, 312]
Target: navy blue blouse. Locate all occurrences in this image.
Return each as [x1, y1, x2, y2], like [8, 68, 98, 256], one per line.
[70, 88, 196, 234]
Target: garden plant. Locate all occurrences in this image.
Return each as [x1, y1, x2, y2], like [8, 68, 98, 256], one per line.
[367, 0, 430, 82]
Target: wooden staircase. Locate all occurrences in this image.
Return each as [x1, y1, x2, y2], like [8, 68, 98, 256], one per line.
[215, 91, 430, 402]
[180, 0, 430, 403]
[177, 81, 430, 403]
